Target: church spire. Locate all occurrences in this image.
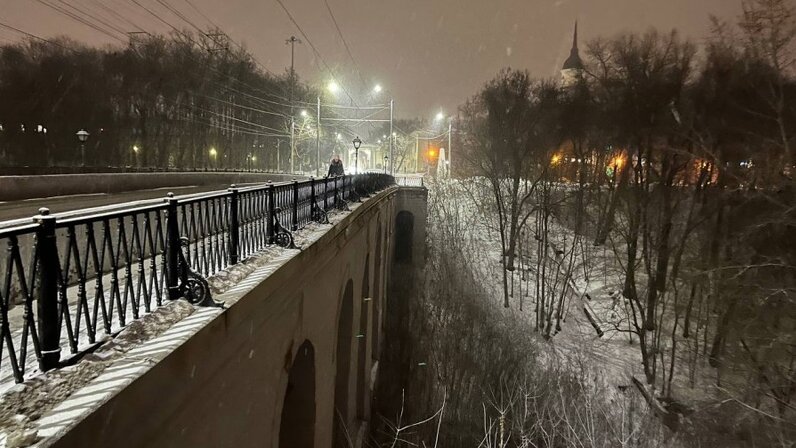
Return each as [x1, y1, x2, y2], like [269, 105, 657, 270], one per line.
[572, 20, 578, 50]
[561, 20, 584, 72]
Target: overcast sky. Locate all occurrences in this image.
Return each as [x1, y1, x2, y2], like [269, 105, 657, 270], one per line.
[2, 0, 741, 118]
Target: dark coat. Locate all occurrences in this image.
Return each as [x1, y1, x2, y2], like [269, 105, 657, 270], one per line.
[327, 160, 344, 176]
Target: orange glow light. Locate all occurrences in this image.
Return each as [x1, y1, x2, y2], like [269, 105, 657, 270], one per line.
[609, 154, 626, 170]
[550, 153, 562, 165]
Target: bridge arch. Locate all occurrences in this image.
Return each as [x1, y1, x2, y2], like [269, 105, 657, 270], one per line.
[333, 279, 354, 447]
[279, 340, 316, 447]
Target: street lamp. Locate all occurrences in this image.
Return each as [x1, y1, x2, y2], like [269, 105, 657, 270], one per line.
[373, 84, 382, 94]
[328, 80, 340, 94]
[76, 129, 90, 167]
[383, 155, 389, 174]
[209, 147, 218, 169]
[300, 110, 308, 118]
[435, 112, 445, 121]
[353, 136, 362, 174]
[132, 144, 140, 167]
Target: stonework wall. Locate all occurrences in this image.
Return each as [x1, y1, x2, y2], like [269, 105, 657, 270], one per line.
[46, 186, 426, 448]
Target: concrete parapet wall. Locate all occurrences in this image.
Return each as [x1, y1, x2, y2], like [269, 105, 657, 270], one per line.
[0, 172, 304, 201]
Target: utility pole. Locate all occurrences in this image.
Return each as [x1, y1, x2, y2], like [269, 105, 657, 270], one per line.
[415, 134, 419, 173]
[276, 139, 281, 172]
[286, 36, 302, 173]
[316, 96, 321, 176]
[389, 99, 394, 175]
[448, 120, 452, 177]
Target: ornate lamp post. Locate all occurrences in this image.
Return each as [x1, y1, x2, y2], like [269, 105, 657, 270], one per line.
[352, 136, 362, 174]
[76, 129, 90, 167]
[383, 155, 389, 174]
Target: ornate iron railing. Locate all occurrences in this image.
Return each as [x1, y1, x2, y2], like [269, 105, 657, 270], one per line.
[0, 173, 393, 384]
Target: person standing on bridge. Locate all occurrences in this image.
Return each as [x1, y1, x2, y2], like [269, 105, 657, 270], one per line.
[327, 155, 345, 176]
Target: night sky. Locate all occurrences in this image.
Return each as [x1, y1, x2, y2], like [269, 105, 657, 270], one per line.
[2, 0, 740, 117]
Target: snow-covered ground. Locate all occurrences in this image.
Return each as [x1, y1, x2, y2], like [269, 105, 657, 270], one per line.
[427, 178, 717, 409]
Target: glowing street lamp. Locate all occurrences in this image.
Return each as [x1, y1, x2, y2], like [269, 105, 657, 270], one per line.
[209, 147, 218, 169]
[435, 112, 445, 121]
[300, 110, 308, 118]
[353, 136, 362, 174]
[373, 84, 382, 93]
[327, 80, 340, 94]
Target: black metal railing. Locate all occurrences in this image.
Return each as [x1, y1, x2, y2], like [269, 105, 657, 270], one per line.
[0, 173, 394, 384]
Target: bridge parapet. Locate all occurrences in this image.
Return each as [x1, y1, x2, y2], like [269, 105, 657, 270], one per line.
[0, 179, 428, 448]
[0, 174, 392, 387]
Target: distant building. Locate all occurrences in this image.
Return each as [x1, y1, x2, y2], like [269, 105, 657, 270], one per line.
[561, 22, 584, 87]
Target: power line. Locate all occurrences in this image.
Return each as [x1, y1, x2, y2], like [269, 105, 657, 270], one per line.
[33, 0, 128, 43]
[322, 0, 368, 88]
[0, 20, 74, 51]
[273, 0, 359, 107]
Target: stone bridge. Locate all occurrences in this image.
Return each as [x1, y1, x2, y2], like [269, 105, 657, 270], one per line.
[33, 185, 427, 448]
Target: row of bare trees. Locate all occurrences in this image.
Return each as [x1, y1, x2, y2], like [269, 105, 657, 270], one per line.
[456, 0, 795, 440]
[0, 32, 332, 171]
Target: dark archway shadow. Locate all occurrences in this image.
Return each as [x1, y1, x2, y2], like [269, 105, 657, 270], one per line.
[394, 211, 414, 263]
[333, 280, 354, 447]
[279, 340, 316, 448]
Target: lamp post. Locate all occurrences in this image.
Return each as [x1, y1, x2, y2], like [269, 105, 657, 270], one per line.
[352, 136, 362, 174]
[76, 129, 89, 167]
[209, 147, 218, 170]
[383, 156, 389, 174]
[132, 144, 140, 168]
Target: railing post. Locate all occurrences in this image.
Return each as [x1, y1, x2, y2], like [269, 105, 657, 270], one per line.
[267, 182, 275, 244]
[310, 176, 316, 207]
[323, 175, 329, 210]
[291, 179, 299, 231]
[166, 193, 181, 300]
[228, 184, 240, 265]
[333, 175, 339, 205]
[34, 207, 61, 372]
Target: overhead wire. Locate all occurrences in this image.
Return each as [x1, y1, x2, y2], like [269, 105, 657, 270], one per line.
[33, 0, 128, 43]
[322, 0, 368, 88]
[0, 20, 75, 51]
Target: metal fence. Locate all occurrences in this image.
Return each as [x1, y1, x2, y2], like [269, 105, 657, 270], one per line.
[395, 175, 425, 187]
[0, 173, 394, 384]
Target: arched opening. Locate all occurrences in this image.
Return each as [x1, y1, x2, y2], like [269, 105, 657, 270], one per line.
[372, 225, 382, 361]
[356, 254, 370, 420]
[333, 280, 354, 447]
[279, 340, 316, 448]
[394, 211, 414, 263]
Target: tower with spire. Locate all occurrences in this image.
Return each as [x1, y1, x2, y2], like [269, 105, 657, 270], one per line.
[561, 21, 584, 87]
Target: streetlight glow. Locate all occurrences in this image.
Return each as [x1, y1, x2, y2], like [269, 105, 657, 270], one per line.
[300, 110, 308, 118]
[209, 147, 218, 157]
[373, 84, 382, 93]
[435, 112, 445, 121]
[328, 80, 340, 94]
[132, 145, 140, 153]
